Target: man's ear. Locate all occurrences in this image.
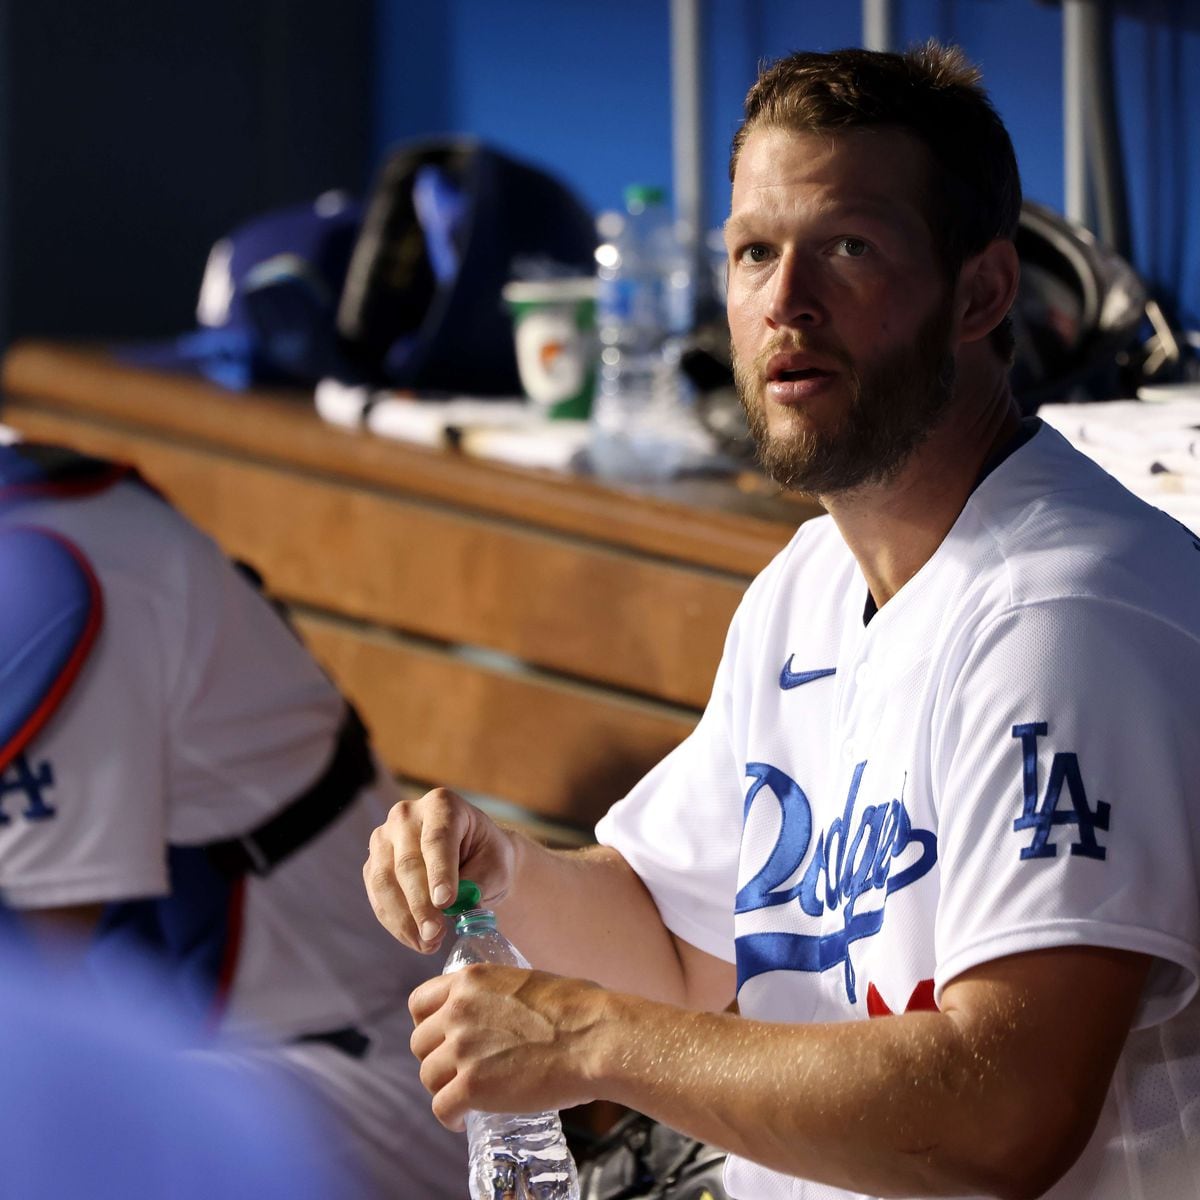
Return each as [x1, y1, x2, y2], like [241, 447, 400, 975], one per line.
[956, 239, 1020, 345]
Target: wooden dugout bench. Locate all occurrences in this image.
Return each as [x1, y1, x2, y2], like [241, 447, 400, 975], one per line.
[1, 341, 819, 838]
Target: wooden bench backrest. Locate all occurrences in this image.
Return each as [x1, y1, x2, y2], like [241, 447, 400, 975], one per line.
[1, 342, 815, 830]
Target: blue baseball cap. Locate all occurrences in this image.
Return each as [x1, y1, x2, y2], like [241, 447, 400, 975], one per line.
[118, 190, 364, 390]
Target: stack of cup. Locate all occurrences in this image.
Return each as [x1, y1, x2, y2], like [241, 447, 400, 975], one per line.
[502, 279, 598, 420]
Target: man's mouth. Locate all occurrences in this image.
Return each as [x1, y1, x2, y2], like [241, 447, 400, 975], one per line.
[774, 367, 832, 382]
[764, 352, 840, 387]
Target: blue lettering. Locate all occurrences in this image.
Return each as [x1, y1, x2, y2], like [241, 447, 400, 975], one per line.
[823, 761, 864, 910]
[885, 803, 938, 895]
[0, 754, 57, 824]
[869, 798, 902, 888]
[1011, 724, 1109, 861]
[736, 762, 937, 1005]
[734, 763, 813, 914]
[843, 801, 886, 907]
[798, 832, 826, 917]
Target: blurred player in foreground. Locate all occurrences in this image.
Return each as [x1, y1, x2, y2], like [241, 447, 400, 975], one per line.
[0, 932, 357, 1199]
[0, 434, 464, 1198]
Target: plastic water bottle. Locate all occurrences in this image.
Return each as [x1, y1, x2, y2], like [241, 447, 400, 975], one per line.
[589, 185, 697, 482]
[441, 880, 581, 1200]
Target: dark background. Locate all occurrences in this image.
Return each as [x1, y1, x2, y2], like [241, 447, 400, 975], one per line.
[0, 0, 1195, 349]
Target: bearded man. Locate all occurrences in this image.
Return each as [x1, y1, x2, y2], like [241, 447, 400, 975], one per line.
[366, 44, 1200, 1200]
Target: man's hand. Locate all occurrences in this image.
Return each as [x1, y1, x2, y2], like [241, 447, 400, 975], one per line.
[409, 964, 607, 1130]
[363, 785, 729, 1006]
[364, 787, 518, 953]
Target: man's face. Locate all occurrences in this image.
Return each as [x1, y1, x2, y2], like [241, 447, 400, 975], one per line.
[725, 125, 959, 494]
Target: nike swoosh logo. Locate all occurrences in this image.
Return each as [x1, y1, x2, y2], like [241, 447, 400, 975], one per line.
[779, 656, 837, 690]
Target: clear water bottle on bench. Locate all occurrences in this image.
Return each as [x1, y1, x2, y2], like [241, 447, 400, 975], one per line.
[589, 184, 697, 483]
[442, 880, 581, 1200]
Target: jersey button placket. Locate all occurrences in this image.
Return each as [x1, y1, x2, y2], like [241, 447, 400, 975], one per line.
[837, 652, 865, 765]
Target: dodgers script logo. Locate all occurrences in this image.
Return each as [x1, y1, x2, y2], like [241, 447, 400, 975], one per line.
[735, 760, 936, 1006]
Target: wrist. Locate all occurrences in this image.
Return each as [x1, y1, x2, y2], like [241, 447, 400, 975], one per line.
[581, 988, 657, 1105]
[494, 821, 531, 911]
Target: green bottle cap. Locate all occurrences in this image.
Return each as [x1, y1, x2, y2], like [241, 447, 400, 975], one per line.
[623, 183, 666, 212]
[441, 879, 482, 916]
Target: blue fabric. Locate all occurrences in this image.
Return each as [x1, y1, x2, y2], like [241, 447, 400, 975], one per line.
[116, 195, 364, 389]
[0, 528, 97, 768]
[214, 198, 362, 335]
[364, 140, 597, 396]
[91, 845, 240, 1027]
[118, 327, 260, 390]
[412, 163, 468, 284]
[0, 449, 58, 491]
[0, 944, 355, 1199]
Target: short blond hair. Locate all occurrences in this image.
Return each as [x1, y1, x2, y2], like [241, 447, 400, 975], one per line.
[731, 43, 1022, 359]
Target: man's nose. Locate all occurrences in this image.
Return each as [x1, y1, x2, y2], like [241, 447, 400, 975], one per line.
[765, 253, 827, 329]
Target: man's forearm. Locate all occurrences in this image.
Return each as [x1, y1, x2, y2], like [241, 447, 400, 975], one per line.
[489, 834, 700, 1006]
[414, 963, 1051, 1197]
[577, 945, 1146, 1200]
[591, 992, 1069, 1200]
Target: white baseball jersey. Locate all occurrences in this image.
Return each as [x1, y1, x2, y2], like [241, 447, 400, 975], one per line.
[597, 421, 1200, 1200]
[0, 476, 466, 1199]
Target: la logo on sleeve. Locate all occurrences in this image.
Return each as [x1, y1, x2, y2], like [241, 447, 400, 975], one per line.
[0, 754, 56, 825]
[1011, 723, 1109, 861]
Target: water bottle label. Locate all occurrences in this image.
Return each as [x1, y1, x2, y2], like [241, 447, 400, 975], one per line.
[629, 278, 661, 332]
[597, 277, 636, 324]
[663, 268, 695, 336]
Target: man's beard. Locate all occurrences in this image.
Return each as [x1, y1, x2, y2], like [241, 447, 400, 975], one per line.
[732, 296, 958, 495]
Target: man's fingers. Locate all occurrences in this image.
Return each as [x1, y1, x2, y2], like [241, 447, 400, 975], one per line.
[429, 1073, 470, 1133]
[394, 845, 447, 946]
[418, 791, 469, 922]
[363, 787, 513, 952]
[373, 789, 468, 949]
[363, 828, 424, 950]
[406, 1011, 468, 1129]
[409, 974, 452, 1026]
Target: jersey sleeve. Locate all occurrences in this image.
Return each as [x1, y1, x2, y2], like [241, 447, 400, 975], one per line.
[161, 517, 346, 845]
[931, 598, 1200, 1028]
[0, 527, 102, 771]
[594, 555, 786, 965]
[0, 548, 170, 909]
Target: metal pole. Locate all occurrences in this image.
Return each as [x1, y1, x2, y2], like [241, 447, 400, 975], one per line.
[670, 0, 704, 245]
[1080, 0, 1130, 255]
[669, 0, 706, 308]
[862, 0, 895, 53]
[1062, 0, 1090, 227]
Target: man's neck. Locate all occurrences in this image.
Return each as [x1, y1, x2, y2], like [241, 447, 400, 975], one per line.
[820, 373, 1022, 611]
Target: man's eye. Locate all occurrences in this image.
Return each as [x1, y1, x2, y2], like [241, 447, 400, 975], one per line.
[836, 237, 868, 258]
[739, 244, 771, 264]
